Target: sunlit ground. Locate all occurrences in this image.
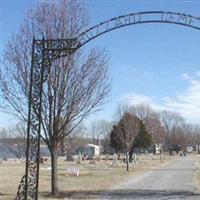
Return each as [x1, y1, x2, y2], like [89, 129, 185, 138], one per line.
[2, 154, 200, 200]
[0, 154, 172, 200]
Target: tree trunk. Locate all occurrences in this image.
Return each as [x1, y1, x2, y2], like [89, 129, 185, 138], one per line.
[126, 151, 129, 172]
[60, 138, 65, 156]
[129, 149, 133, 163]
[51, 146, 59, 196]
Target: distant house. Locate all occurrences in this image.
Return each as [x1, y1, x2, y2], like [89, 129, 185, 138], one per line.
[186, 145, 193, 153]
[154, 143, 163, 155]
[194, 145, 200, 153]
[76, 144, 101, 157]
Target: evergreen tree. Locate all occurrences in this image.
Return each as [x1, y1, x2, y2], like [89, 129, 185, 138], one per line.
[110, 125, 123, 152]
[133, 120, 152, 150]
[110, 112, 140, 171]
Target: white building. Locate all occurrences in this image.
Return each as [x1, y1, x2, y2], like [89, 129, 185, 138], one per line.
[154, 143, 163, 155]
[76, 143, 101, 157]
[87, 144, 100, 156]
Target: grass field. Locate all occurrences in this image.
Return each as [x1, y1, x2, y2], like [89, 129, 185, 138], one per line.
[0, 154, 169, 200]
[194, 155, 200, 190]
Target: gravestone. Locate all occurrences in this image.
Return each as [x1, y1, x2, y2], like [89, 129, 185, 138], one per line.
[77, 155, 82, 164]
[40, 157, 48, 164]
[66, 168, 80, 176]
[112, 154, 118, 167]
[133, 153, 137, 164]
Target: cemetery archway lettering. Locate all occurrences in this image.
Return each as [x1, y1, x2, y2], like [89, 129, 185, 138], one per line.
[15, 11, 200, 200]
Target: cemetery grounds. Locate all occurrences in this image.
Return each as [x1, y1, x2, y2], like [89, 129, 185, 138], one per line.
[0, 154, 200, 199]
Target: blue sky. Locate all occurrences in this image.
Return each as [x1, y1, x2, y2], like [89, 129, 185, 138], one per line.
[1, 0, 200, 127]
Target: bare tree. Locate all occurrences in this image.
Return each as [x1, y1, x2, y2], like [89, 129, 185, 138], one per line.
[90, 119, 113, 144]
[131, 104, 165, 144]
[7, 123, 26, 159]
[111, 103, 139, 171]
[131, 104, 153, 121]
[64, 123, 89, 156]
[192, 125, 200, 153]
[160, 111, 185, 150]
[0, 128, 8, 142]
[130, 104, 200, 154]
[146, 117, 165, 144]
[0, 0, 110, 195]
[90, 119, 113, 154]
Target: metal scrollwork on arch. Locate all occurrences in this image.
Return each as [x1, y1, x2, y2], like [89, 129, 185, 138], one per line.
[77, 11, 200, 47]
[15, 39, 44, 200]
[15, 38, 79, 200]
[15, 11, 200, 200]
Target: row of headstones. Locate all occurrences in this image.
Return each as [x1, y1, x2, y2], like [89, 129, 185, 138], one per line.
[111, 154, 137, 167]
[0, 158, 24, 164]
[75, 153, 138, 165]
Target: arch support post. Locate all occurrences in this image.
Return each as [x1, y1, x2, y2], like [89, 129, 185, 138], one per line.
[15, 38, 79, 200]
[13, 10, 200, 200]
[15, 39, 45, 200]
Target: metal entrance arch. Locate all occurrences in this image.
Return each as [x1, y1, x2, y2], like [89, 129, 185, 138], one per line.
[15, 11, 200, 199]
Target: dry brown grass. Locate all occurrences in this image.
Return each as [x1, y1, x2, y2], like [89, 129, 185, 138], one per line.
[194, 155, 200, 190]
[0, 154, 169, 200]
